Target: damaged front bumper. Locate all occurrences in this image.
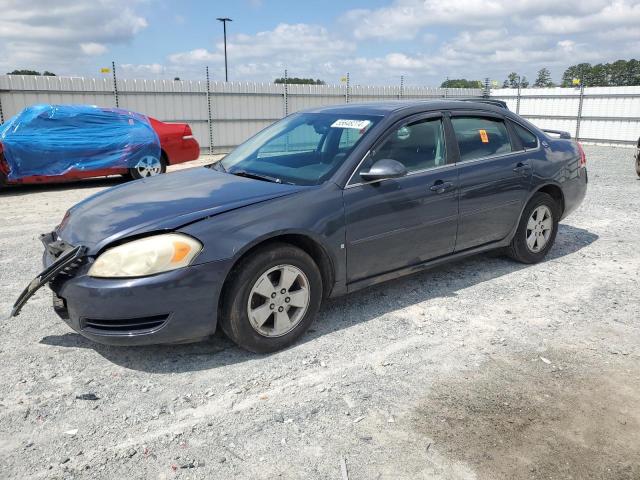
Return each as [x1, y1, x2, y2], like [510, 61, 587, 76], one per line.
[12, 231, 226, 345]
[10, 232, 86, 317]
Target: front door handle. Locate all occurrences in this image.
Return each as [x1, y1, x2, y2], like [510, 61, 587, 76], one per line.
[513, 162, 532, 175]
[430, 181, 454, 194]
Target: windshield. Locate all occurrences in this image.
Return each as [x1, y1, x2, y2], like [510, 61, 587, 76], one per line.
[219, 112, 382, 185]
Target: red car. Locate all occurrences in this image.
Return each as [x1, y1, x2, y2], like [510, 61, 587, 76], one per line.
[0, 114, 199, 185]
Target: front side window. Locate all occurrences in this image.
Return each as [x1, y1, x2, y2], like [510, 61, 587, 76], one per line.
[353, 117, 445, 181]
[451, 117, 512, 162]
[219, 113, 381, 186]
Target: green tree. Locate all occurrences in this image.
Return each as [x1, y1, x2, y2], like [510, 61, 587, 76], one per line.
[608, 60, 629, 86]
[561, 63, 591, 87]
[533, 68, 554, 87]
[7, 69, 41, 75]
[626, 59, 640, 86]
[588, 64, 608, 86]
[503, 72, 528, 88]
[274, 77, 325, 85]
[440, 78, 483, 88]
[7, 69, 56, 76]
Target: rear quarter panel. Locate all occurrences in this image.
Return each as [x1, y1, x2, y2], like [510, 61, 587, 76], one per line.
[530, 137, 587, 219]
[150, 118, 200, 164]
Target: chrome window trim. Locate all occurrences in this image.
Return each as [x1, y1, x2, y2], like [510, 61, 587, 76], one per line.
[454, 149, 523, 166]
[345, 162, 456, 189]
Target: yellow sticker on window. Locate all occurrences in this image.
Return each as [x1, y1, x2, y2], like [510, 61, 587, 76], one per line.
[479, 129, 489, 143]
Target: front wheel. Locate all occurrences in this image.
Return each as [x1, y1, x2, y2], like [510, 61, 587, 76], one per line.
[507, 192, 560, 264]
[129, 155, 166, 179]
[635, 154, 640, 178]
[220, 243, 323, 353]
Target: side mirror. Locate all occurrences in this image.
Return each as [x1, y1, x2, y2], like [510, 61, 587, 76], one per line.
[360, 159, 407, 182]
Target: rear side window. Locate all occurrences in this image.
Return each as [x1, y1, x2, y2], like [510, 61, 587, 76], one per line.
[451, 117, 512, 162]
[512, 122, 538, 150]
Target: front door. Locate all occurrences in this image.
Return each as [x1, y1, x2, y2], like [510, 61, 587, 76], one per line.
[343, 115, 459, 283]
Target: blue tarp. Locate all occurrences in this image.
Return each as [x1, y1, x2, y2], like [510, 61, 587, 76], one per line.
[0, 104, 161, 180]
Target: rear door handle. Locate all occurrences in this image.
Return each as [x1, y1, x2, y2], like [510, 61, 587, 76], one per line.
[430, 181, 454, 194]
[513, 163, 532, 175]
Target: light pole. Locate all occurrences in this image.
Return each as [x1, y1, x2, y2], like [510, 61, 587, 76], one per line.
[217, 17, 232, 82]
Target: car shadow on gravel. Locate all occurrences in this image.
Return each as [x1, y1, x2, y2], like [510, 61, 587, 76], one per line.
[39, 224, 598, 373]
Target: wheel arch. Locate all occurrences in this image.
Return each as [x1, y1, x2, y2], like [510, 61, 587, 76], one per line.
[217, 232, 336, 319]
[534, 183, 565, 216]
[160, 148, 170, 165]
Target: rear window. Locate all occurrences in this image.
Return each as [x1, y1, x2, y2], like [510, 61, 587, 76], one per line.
[512, 122, 538, 150]
[451, 117, 512, 162]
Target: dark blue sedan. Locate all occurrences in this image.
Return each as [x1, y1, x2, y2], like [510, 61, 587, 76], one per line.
[13, 100, 588, 352]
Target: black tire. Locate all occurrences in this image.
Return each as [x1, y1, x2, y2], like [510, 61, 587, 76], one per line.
[635, 154, 640, 178]
[220, 243, 323, 353]
[128, 155, 167, 180]
[507, 192, 560, 264]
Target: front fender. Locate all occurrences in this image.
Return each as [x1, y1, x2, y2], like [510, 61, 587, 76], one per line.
[178, 184, 346, 292]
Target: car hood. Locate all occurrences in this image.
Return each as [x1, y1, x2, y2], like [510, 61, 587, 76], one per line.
[57, 167, 306, 252]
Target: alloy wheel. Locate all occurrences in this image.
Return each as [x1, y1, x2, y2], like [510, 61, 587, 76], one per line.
[526, 205, 553, 253]
[247, 264, 310, 337]
[134, 156, 162, 177]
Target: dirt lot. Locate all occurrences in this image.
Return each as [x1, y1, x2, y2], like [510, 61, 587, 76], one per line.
[0, 146, 639, 479]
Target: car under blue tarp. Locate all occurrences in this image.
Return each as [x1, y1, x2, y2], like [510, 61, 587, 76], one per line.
[0, 104, 161, 181]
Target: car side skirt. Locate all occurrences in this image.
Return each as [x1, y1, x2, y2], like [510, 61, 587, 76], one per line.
[345, 238, 511, 294]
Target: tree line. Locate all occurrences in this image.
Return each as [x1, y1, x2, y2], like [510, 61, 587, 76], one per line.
[274, 77, 325, 85]
[441, 59, 640, 89]
[6, 69, 56, 76]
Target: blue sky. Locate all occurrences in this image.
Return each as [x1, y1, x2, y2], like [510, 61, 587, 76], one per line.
[2, 0, 640, 86]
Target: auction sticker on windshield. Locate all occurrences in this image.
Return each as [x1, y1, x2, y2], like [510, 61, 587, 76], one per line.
[331, 119, 371, 130]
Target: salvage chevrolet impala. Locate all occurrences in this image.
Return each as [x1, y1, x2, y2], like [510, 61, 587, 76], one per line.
[12, 101, 588, 352]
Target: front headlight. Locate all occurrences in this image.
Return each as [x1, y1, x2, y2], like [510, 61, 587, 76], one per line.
[88, 233, 202, 278]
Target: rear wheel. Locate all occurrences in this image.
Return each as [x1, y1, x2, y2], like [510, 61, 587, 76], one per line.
[220, 243, 323, 353]
[129, 155, 166, 179]
[507, 192, 560, 264]
[635, 153, 640, 178]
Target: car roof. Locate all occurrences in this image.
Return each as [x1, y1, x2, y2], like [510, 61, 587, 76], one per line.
[302, 99, 506, 116]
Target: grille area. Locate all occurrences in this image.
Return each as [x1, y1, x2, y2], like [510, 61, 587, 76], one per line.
[81, 314, 169, 335]
[48, 257, 85, 291]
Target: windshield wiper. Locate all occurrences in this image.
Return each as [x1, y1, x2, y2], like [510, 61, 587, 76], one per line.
[207, 161, 226, 172]
[230, 169, 282, 184]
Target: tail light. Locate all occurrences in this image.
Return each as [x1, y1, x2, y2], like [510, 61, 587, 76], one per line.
[182, 124, 194, 140]
[577, 142, 586, 167]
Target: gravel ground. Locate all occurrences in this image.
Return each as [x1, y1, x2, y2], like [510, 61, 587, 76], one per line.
[0, 146, 639, 480]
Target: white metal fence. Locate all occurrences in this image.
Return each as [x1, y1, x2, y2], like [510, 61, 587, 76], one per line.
[491, 86, 640, 146]
[4, 75, 637, 150]
[0, 75, 481, 153]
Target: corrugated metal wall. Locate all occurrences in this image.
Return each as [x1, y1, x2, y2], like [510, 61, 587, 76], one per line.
[491, 86, 640, 146]
[0, 75, 481, 153]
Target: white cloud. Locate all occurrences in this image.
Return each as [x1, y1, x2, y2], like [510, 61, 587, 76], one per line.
[336, 0, 640, 84]
[80, 43, 108, 56]
[343, 0, 626, 39]
[120, 63, 167, 76]
[168, 23, 355, 82]
[0, 0, 147, 73]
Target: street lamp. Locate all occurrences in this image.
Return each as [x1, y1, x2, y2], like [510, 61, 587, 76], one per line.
[217, 17, 232, 82]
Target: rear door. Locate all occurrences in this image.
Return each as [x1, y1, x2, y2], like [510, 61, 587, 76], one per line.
[343, 113, 459, 283]
[448, 112, 532, 251]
